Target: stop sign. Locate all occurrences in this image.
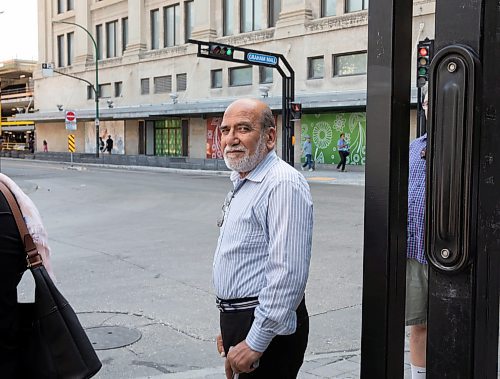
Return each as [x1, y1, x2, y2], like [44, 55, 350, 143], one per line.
[65, 111, 76, 122]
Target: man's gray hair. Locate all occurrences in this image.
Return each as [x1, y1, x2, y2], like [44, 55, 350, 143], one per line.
[260, 106, 275, 131]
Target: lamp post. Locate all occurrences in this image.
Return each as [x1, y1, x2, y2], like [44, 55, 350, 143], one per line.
[53, 21, 100, 157]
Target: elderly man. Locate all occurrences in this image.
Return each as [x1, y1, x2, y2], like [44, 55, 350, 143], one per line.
[214, 98, 313, 378]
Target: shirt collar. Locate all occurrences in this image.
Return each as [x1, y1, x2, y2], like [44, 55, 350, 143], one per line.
[230, 150, 278, 185]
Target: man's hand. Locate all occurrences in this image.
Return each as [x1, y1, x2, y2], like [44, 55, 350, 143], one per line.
[216, 334, 225, 357]
[226, 340, 263, 377]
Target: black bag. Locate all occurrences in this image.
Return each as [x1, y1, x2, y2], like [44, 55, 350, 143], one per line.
[0, 182, 102, 379]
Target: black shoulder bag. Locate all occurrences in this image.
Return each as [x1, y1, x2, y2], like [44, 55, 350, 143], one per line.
[0, 182, 102, 378]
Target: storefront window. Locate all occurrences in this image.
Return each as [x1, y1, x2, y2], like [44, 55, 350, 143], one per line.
[154, 120, 182, 156]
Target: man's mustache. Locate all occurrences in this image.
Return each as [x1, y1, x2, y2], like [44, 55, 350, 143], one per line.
[224, 146, 248, 154]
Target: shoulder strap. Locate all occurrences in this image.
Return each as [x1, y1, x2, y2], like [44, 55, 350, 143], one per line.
[0, 181, 43, 268]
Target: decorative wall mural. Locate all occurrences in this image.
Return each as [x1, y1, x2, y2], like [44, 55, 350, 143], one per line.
[301, 112, 366, 165]
[206, 117, 223, 159]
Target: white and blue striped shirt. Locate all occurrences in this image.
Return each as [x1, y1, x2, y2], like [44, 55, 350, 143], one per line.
[213, 150, 313, 352]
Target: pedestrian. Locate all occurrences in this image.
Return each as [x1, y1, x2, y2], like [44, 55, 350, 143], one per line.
[105, 135, 113, 154]
[301, 136, 314, 171]
[214, 98, 313, 378]
[336, 133, 349, 172]
[28, 136, 35, 153]
[406, 90, 429, 379]
[99, 137, 105, 154]
[43, 140, 48, 152]
[0, 173, 54, 376]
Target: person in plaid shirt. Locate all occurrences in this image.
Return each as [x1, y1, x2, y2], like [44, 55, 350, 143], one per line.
[406, 90, 428, 379]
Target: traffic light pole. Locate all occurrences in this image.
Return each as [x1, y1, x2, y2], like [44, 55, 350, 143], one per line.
[53, 20, 100, 158]
[188, 39, 295, 166]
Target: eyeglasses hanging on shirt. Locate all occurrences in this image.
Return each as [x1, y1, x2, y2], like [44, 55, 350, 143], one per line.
[217, 179, 248, 228]
[217, 190, 235, 228]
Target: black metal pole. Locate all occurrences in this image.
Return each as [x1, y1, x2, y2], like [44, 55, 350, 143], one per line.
[281, 75, 287, 164]
[360, 0, 412, 377]
[425, 0, 499, 377]
[288, 71, 295, 166]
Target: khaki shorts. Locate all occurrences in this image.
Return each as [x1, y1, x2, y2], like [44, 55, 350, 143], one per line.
[405, 258, 428, 326]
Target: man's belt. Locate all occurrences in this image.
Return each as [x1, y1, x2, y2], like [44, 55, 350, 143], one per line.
[216, 296, 259, 313]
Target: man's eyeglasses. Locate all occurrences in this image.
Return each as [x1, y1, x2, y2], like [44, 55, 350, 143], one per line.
[217, 190, 234, 228]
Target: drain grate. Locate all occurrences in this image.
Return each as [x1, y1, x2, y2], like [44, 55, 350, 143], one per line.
[86, 325, 142, 350]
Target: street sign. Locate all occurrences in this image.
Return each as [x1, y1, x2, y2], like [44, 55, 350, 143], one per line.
[65, 111, 77, 131]
[41, 63, 54, 77]
[246, 52, 278, 66]
[65, 111, 76, 122]
[68, 134, 76, 153]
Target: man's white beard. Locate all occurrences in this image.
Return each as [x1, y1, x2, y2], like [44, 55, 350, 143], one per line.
[223, 133, 269, 174]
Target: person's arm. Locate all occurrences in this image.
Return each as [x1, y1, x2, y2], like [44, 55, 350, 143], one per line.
[247, 179, 313, 351]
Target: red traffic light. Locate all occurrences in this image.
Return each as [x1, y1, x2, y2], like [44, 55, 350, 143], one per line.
[418, 47, 429, 57]
[290, 102, 302, 121]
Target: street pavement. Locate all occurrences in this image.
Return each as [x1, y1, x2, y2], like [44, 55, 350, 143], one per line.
[2, 158, 498, 378]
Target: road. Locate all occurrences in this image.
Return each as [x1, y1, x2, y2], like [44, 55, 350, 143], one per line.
[2, 159, 365, 378]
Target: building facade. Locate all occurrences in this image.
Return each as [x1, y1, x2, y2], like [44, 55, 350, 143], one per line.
[26, 0, 435, 165]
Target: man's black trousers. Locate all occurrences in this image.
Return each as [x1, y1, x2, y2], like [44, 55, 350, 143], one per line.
[220, 298, 309, 378]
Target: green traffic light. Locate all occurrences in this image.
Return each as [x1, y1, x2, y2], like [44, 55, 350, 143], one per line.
[226, 48, 232, 56]
[418, 67, 427, 76]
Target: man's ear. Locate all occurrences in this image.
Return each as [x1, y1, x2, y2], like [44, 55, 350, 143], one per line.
[266, 127, 277, 150]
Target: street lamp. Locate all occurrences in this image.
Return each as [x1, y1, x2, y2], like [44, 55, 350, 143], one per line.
[53, 20, 100, 157]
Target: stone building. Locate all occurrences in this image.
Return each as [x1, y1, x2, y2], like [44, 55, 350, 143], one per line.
[26, 0, 435, 165]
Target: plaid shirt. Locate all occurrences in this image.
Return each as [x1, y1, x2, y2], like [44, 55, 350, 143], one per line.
[407, 134, 427, 264]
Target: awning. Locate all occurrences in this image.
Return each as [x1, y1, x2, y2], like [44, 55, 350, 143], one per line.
[1, 125, 35, 132]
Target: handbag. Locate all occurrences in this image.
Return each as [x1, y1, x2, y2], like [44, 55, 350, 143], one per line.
[0, 182, 102, 379]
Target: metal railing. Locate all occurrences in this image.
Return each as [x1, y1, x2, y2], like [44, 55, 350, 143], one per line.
[1, 142, 27, 151]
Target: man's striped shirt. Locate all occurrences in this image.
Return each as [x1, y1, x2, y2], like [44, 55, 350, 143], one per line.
[213, 150, 313, 353]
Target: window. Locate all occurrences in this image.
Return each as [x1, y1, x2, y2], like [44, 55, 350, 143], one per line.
[67, 0, 74, 11]
[154, 120, 182, 156]
[96, 24, 103, 60]
[98, 83, 111, 98]
[333, 52, 367, 76]
[57, 35, 65, 67]
[308, 56, 324, 79]
[240, 0, 262, 32]
[57, 0, 64, 13]
[164, 4, 180, 47]
[211, 69, 222, 88]
[122, 18, 128, 52]
[223, 0, 234, 36]
[141, 78, 150, 95]
[176, 73, 187, 91]
[229, 66, 252, 86]
[346, 0, 368, 12]
[154, 75, 172, 93]
[114, 81, 123, 97]
[268, 0, 281, 27]
[106, 20, 117, 58]
[67, 32, 74, 66]
[184, 1, 194, 42]
[151, 9, 160, 49]
[259, 66, 273, 83]
[321, 0, 336, 17]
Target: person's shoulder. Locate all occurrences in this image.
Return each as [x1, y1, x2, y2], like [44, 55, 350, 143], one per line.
[269, 157, 307, 183]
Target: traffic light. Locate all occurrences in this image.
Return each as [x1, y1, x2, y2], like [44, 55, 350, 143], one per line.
[208, 44, 234, 59]
[416, 39, 434, 88]
[290, 102, 302, 121]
